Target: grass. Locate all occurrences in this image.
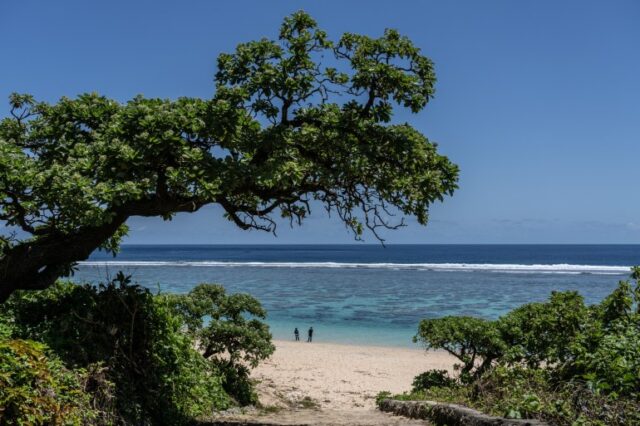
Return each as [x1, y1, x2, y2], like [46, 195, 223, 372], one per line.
[297, 396, 319, 410]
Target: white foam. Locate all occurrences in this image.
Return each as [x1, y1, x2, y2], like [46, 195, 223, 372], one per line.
[78, 261, 631, 275]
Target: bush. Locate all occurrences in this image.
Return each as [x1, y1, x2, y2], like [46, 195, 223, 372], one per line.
[414, 316, 504, 381]
[415, 272, 640, 398]
[472, 365, 640, 425]
[0, 339, 96, 425]
[472, 366, 562, 421]
[162, 283, 275, 405]
[572, 321, 640, 397]
[3, 275, 275, 424]
[412, 370, 457, 392]
[567, 278, 640, 398]
[5, 275, 232, 425]
[498, 291, 589, 367]
[407, 269, 640, 424]
[0, 312, 12, 340]
[375, 391, 392, 407]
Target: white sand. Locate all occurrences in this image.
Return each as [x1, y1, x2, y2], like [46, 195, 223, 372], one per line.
[254, 340, 456, 411]
[213, 340, 457, 424]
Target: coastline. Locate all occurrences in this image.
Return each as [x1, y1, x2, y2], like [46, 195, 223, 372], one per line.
[267, 321, 418, 348]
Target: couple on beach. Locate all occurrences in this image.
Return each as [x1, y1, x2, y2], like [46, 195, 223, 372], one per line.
[294, 327, 313, 342]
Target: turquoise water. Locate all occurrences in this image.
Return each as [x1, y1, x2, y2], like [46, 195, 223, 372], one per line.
[74, 245, 639, 347]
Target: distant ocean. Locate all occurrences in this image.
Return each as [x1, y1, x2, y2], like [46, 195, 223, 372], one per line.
[75, 245, 640, 347]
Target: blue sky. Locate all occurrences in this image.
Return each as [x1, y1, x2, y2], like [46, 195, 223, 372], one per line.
[2, 0, 639, 244]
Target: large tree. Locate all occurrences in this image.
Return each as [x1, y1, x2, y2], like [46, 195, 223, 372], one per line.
[0, 12, 458, 302]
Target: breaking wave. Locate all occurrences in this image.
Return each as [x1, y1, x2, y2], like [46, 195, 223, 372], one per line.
[78, 261, 630, 275]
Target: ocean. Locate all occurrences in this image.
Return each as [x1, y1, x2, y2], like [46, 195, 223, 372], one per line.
[75, 244, 640, 347]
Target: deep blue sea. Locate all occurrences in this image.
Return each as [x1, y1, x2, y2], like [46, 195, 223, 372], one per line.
[75, 245, 640, 347]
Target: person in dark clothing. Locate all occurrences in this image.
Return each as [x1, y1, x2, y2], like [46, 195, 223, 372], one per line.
[307, 327, 314, 342]
[294, 327, 300, 341]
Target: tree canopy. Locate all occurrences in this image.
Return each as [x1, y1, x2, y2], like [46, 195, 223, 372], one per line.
[0, 11, 458, 301]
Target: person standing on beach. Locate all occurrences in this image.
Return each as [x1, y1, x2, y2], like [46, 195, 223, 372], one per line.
[307, 327, 314, 342]
[294, 327, 300, 341]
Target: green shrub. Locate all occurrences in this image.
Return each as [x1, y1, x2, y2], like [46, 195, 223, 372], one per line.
[4, 275, 276, 424]
[567, 278, 640, 399]
[6, 275, 231, 425]
[412, 370, 457, 392]
[472, 366, 563, 421]
[389, 365, 640, 425]
[572, 321, 640, 397]
[498, 291, 589, 367]
[163, 284, 275, 368]
[414, 316, 504, 381]
[0, 312, 12, 340]
[218, 364, 258, 406]
[375, 391, 392, 407]
[472, 365, 640, 425]
[162, 283, 275, 405]
[407, 269, 640, 425]
[0, 339, 96, 425]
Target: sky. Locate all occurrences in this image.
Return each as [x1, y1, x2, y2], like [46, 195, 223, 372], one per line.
[1, 0, 639, 244]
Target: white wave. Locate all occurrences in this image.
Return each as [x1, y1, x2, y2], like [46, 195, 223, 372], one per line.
[78, 261, 631, 275]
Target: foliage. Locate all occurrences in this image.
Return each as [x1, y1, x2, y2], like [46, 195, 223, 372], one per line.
[414, 316, 504, 381]
[216, 363, 257, 407]
[391, 366, 640, 425]
[0, 308, 13, 340]
[375, 391, 393, 407]
[161, 283, 275, 405]
[5, 275, 233, 425]
[572, 322, 640, 397]
[472, 366, 570, 422]
[0, 11, 459, 301]
[406, 270, 640, 424]
[0, 339, 97, 425]
[163, 284, 275, 368]
[411, 370, 457, 392]
[569, 277, 640, 398]
[498, 291, 589, 367]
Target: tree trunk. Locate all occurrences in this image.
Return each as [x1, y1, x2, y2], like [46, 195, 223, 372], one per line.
[0, 196, 207, 303]
[0, 214, 127, 303]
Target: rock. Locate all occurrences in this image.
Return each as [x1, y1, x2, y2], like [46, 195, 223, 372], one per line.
[379, 399, 548, 426]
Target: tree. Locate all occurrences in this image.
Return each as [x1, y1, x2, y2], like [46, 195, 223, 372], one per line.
[163, 283, 275, 404]
[497, 291, 589, 367]
[0, 11, 458, 302]
[164, 284, 274, 367]
[4, 276, 235, 423]
[414, 316, 505, 381]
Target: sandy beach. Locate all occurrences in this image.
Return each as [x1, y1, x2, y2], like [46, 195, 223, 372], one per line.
[213, 340, 457, 424]
[255, 340, 456, 410]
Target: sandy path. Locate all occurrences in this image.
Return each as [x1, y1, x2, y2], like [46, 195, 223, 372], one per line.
[211, 340, 456, 425]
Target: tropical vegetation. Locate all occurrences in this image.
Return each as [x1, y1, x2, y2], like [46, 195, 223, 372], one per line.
[0, 275, 274, 425]
[0, 11, 457, 302]
[380, 269, 640, 425]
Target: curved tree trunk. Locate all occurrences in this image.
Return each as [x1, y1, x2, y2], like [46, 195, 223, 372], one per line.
[0, 214, 127, 303]
[0, 196, 207, 303]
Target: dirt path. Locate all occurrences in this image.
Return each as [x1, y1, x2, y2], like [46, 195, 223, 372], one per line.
[207, 408, 428, 425]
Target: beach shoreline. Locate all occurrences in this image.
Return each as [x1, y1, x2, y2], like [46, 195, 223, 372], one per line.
[210, 339, 456, 424]
[253, 339, 456, 411]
